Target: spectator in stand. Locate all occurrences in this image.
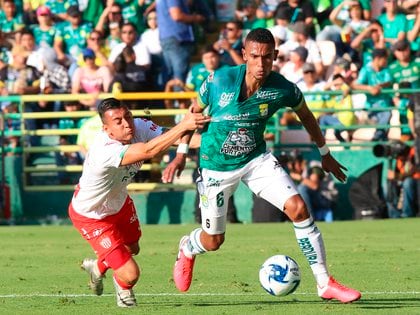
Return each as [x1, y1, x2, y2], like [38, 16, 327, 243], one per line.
[407, 1, 420, 53]
[5, 44, 40, 96]
[318, 0, 370, 59]
[387, 144, 420, 218]
[108, 22, 151, 71]
[390, 39, 419, 89]
[212, 21, 244, 66]
[39, 46, 71, 94]
[141, 10, 166, 91]
[235, 0, 267, 35]
[22, 0, 43, 25]
[0, 0, 25, 37]
[350, 20, 386, 67]
[77, 30, 110, 67]
[329, 1, 370, 39]
[156, 0, 205, 84]
[5, 44, 41, 137]
[72, 48, 113, 110]
[278, 21, 324, 76]
[19, 28, 44, 72]
[352, 48, 393, 141]
[393, 81, 415, 141]
[255, 0, 281, 21]
[186, 45, 226, 92]
[31, 5, 57, 49]
[320, 73, 357, 142]
[44, 0, 78, 25]
[298, 161, 338, 222]
[54, 5, 93, 70]
[377, 0, 408, 47]
[268, 6, 292, 48]
[95, 2, 123, 39]
[110, 45, 152, 109]
[274, 0, 315, 35]
[331, 0, 371, 20]
[334, 56, 358, 84]
[115, 0, 149, 34]
[280, 45, 307, 84]
[297, 62, 327, 119]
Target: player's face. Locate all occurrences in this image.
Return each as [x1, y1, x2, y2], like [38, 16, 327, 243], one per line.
[242, 41, 277, 81]
[102, 107, 135, 144]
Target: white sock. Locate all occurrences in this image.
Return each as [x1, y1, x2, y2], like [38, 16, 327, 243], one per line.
[182, 228, 207, 258]
[293, 217, 330, 287]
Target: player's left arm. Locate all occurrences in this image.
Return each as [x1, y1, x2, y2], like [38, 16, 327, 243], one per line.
[294, 100, 348, 183]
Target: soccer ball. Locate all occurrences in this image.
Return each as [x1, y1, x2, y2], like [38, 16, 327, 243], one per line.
[259, 255, 301, 296]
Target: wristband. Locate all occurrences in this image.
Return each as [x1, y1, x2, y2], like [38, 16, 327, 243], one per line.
[318, 144, 330, 156]
[177, 143, 189, 154]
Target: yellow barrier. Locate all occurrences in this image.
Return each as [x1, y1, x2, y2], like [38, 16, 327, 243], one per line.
[3, 90, 415, 192]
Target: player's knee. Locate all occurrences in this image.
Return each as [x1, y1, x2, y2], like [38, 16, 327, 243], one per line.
[126, 243, 140, 256]
[284, 195, 310, 222]
[115, 259, 140, 286]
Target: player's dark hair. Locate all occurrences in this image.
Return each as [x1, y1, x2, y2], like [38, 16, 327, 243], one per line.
[97, 98, 127, 121]
[245, 28, 275, 48]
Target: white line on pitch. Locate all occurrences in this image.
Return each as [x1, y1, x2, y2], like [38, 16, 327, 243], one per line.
[0, 291, 419, 298]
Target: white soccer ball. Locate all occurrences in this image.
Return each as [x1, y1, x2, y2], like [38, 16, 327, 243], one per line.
[259, 254, 301, 296]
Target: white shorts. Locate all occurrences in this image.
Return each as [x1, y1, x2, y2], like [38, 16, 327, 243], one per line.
[197, 152, 298, 235]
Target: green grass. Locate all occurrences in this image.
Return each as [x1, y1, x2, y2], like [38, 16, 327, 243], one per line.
[0, 219, 419, 314]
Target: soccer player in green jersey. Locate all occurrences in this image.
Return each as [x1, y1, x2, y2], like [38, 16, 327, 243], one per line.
[162, 28, 361, 303]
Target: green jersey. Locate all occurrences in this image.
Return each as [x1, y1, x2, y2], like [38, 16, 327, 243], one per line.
[197, 64, 303, 171]
[389, 57, 420, 89]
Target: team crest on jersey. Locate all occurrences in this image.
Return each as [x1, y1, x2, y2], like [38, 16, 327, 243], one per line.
[219, 92, 235, 107]
[220, 128, 256, 156]
[259, 104, 268, 117]
[200, 194, 209, 208]
[100, 237, 112, 249]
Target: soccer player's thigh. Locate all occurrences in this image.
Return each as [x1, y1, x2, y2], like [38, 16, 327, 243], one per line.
[244, 153, 298, 211]
[115, 197, 142, 247]
[198, 168, 240, 235]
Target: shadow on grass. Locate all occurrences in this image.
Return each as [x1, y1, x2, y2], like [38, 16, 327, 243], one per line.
[137, 297, 420, 309]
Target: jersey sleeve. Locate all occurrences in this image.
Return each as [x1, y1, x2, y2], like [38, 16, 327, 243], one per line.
[197, 72, 213, 110]
[133, 118, 163, 142]
[288, 82, 305, 110]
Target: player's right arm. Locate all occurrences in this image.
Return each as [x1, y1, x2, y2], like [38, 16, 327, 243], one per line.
[120, 111, 209, 166]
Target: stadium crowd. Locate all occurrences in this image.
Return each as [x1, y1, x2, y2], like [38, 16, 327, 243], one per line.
[0, 0, 419, 215]
[0, 0, 419, 140]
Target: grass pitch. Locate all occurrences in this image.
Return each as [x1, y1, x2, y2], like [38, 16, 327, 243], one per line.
[0, 219, 419, 315]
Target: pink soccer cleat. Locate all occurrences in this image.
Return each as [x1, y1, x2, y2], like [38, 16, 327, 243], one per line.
[318, 276, 361, 303]
[173, 236, 196, 292]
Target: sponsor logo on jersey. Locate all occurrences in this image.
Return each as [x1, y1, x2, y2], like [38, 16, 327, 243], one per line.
[220, 128, 256, 156]
[256, 90, 278, 100]
[223, 112, 250, 120]
[200, 80, 207, 95]
[259, 104, 268, 117]
[100, 237, 112, 249]
[206, 177, 223, 187]
[219, 92, 235, 107]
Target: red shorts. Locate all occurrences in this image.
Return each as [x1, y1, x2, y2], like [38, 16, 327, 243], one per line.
[68, 196, 142, 261]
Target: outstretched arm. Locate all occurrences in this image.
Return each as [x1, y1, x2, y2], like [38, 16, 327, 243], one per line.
[121, 111, 209, 165]
[294, 100, 348, 182]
